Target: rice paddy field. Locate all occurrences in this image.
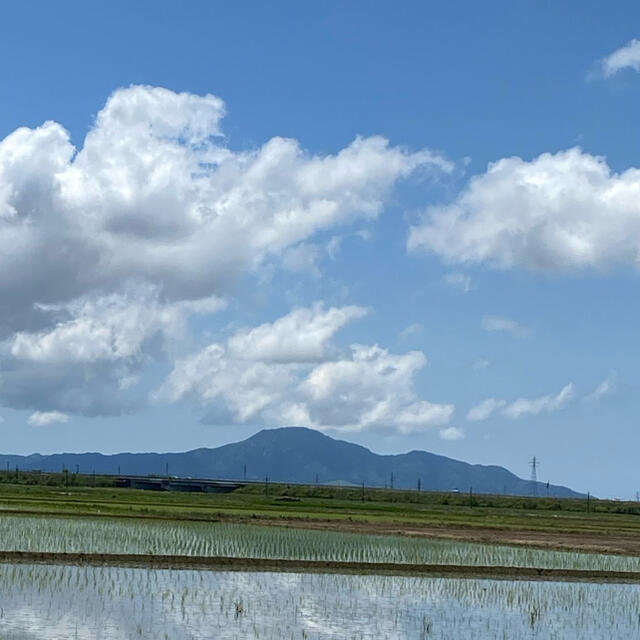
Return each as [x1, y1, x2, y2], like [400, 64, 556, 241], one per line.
[0, 513, 638, 572]
[2, 513, 640, 637]
[1, 563, 640, 639]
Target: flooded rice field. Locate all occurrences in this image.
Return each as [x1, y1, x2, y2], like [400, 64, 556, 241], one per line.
[0, 563, 639, 639]
[1, 514, 639, 572]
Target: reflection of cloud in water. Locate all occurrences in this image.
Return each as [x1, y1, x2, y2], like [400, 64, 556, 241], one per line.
[0, 565, 638, 639]
[2, 606, 127, 640]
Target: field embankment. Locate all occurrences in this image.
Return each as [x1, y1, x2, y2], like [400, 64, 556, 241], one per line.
[2, 551, 640, 583]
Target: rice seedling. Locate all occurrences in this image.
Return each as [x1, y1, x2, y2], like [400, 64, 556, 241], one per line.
[0, 563, 639, 639]
[0, 514, 637, 572]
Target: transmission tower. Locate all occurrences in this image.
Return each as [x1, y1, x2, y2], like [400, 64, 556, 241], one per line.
[529, 456, 539, 497]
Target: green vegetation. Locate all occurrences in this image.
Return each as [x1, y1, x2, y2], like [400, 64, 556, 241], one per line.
[0, 468, 117, 488]
[0, 468, 630, 515]
[0, 514, 637, 571]
[0, 473, 639, 637]
[0, 472, 639, 542]
[237, 481, 638, 515]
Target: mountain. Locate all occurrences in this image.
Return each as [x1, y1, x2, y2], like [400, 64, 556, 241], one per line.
[0, 426, 583, 497]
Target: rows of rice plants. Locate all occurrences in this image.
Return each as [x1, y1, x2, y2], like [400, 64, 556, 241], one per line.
[0, 514, 638, 571]
[0, 563, 639, 639]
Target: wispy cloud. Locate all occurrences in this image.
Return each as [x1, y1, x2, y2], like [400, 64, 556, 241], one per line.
[326, 236, 343, 260]
[482, 315, 530, 338]
[467, 398, 506, 421]
[501, 383, 574, 419]
[583, 373, 616, 404]
[443, 271, 473, 293]
[398, 322, 423, 343]
[281, 243, 321, 277]
[467, 384, 576, 422]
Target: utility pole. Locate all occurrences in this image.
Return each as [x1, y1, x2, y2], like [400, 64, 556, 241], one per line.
[165, 462, 169, 477]
[243, 464, 247, 481]
[529, 456, 539, 497]
[361, 481, 365, 502]
[264, 476, 269, 497]
[469, 486, 473, 507]
[587, 491, 590, 513]
[417, 478, 421, 492]
[390, 472, 394, 490]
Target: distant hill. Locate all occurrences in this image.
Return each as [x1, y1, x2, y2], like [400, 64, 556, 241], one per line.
[0, 426, 583, 497]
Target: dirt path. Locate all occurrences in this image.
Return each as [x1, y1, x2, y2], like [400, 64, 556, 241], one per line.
[1, 550, 638, 583]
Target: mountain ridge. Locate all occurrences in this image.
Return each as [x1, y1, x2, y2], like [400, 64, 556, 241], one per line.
[0, 426, 583, 497]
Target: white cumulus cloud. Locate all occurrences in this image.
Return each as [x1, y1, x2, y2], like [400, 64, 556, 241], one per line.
[601, 39, 640, 76]
[155, 305, 454, 434]
[409, 147, 640, 273]
[439, 426, 464, 440]
[227, 304, 367, 363]
[1, 85, 448, 329]
[0, 84, 451, 416]
[1, 286, 224, 415]
[28, 411, 69, 426]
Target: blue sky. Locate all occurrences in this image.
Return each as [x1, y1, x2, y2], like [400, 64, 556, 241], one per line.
[1, 2, 640, 497]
